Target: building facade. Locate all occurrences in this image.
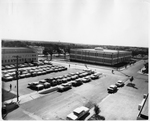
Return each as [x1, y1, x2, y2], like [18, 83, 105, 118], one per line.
[70, 48, 132, 66]
[2, 47, 38, 65]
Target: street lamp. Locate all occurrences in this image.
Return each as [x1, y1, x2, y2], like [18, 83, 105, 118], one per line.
[13, 55, 21, 102]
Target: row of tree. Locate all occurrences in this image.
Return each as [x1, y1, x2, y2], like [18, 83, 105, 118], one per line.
[42, 44, 71, 60]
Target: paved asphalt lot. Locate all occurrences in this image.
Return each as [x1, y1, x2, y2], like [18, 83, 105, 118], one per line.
[3, 59, 148, 120]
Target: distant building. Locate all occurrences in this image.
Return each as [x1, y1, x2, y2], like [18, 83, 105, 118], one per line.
[29, 46, 44, 55]
[2, 47, 38, 65]
[70, 48, 132, 66]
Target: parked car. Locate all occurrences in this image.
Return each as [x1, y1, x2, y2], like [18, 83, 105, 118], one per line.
[82, 76, 91, 83]
[57, 83, 72, 92]
[115, 80, 125, 87]
[62, 78, 68, 83]
[42, 82, 51, 88]
[51, 80, 57, 86]
[2, 66, 5, 70]
[66, 106, 90, 120]
[3, 76, 13, 81]
[66, 77, 71, 82]
[107, 85, 118, 93]
[57, 79, 62, 85]
[19, 74, 26, 79]
[35, 84, 44, 90]
[28, 81, 39, 87]
[71, 75, 78, 80]
[31, 72, 37, 77]
[94, 72, 102, 77]
[72, 79, 83, 87]
[45, 78, 54, 83]
[28, 81, 41, 90]
[9, 64, 15, 68]
[39, 79, 46, 83]
[5, 65, 12, 69]
[90, 74, 99, 80]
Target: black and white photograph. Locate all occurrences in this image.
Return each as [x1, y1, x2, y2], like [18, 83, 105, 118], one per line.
[1, 0, 149, 120]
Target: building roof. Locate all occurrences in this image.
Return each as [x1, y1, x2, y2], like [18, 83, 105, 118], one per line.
[71, 49, 131, 54]
[2, 47, 30, 49]
[2, 47, 36, 53]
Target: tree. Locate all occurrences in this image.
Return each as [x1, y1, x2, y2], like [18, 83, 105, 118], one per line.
[88, 105, 105, 120]
[94, 104, 100, 116]
[62, 45, 70, 59]
[43, 47, 54, 60]
[130, 76, 134, 83]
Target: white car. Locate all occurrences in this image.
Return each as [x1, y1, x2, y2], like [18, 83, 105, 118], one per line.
[66, 106, 89, 120]
[115, 80, 125, 87]
[107, 85, 118, 93]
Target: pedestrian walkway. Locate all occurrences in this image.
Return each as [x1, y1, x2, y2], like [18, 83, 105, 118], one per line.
[3, 86, 58, 105]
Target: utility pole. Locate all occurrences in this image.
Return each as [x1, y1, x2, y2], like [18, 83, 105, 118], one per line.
[13, 55, 20, 102]
[117, 50, 119, 64]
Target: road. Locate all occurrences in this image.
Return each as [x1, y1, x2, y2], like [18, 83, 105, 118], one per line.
[3, 59, 148, 120]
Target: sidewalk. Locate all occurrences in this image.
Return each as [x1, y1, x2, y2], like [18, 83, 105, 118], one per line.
[3, 86, 58, 105]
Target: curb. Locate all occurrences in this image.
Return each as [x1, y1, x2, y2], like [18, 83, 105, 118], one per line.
[39, 87, 58, 94]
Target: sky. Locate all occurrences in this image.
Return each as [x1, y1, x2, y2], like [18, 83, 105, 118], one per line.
[0, 0, 150, 47]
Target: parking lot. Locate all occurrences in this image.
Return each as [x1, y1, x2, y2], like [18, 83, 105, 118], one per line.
[2, 59, 148, 120]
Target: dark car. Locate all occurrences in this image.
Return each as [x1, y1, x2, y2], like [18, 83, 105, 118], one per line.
[45, 78, 54, 83]
[31, 72, 37, 77]
[28, 81, 44, 91]
[28, 81, 39, 87]
[19, 74, 26, 79]
[42, 82, 51, 88]
[72, 79, 83, 87]
[107, 85, 118, 93]
[57, 79, 62, 85]
[3, 76, 13, 81]
[66, 77, 71, 82]
[115, 80, 124, 87]
[51, 80, 58, 86]
[62, 78, 68, 83]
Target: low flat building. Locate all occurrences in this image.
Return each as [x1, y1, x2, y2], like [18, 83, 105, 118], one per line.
[2, 47, 38, 65]
[70, 47, 132, 66]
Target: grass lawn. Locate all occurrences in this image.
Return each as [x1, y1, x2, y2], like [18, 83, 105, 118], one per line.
[2, 89, 16, 102]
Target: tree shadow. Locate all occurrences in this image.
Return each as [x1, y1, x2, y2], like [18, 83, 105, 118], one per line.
[126, 83, 138, 89]
[88, 114, 105, 120]
[2, 101, 19, 119]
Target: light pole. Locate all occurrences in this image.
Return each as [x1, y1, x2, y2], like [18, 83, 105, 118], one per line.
[13, 55, 21, 102]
